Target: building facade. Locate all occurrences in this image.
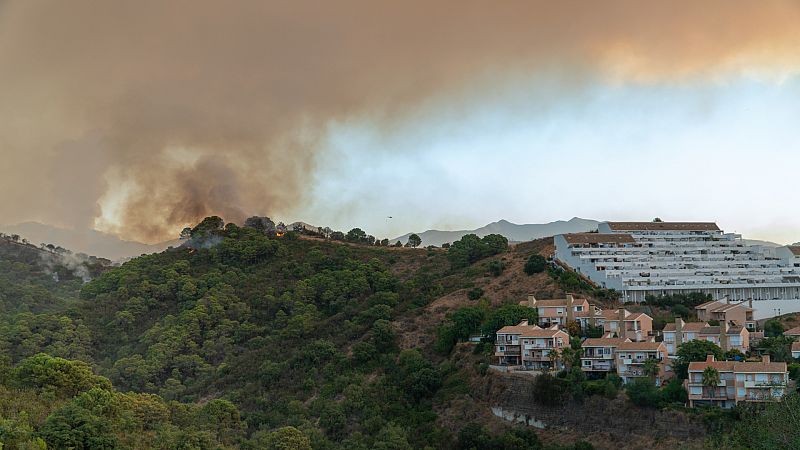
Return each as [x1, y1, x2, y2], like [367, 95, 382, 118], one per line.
[662, 318, 749, 356]
[555, 222, 800, 304]
[581, 337, 626, 373]
[686, 355, 788, 408]
[615, 341, 669, 385]
[495, 321, 569, 370]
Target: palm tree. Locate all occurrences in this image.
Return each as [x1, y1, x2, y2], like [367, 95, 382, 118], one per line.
[702, 366, 721, 402]
[547, 348, 561, 372]
[643, 358, 660, 379]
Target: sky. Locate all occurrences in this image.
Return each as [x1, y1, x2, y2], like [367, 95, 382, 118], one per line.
[1, 1, 800, 244]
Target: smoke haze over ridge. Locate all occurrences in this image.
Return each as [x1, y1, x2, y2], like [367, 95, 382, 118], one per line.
[2, 1, 800, 243]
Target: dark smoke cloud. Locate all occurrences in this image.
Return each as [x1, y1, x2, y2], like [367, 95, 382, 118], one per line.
[1, 0, 799, 242]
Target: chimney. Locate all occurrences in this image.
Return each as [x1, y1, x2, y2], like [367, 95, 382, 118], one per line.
[763, 354, 771, 364]
[589, 305, 597, 328]
[618, 308, 626, 339]
[706, 354, 715, 362]
[749, 299, 753, 308]
[726, 296, 730, 304]
[675, 318, 684, 348]
[527, 294, 536, 308]
[566, 294, 574, 323]
[719, 321, 729, 352]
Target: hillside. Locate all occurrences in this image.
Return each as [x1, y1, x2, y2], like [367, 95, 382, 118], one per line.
[0, 220, 786, 449]
[393, 218, 600, 246]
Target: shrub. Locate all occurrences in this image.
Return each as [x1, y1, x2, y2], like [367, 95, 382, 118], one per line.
[524, 254, 547, 275]
[467, 287, 484, 300]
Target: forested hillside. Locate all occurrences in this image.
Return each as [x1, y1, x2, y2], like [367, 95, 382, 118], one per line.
[0, 220, 792, 449]
[1, 219, 568, 449]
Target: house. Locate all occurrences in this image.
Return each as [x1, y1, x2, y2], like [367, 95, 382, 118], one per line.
[595, 309, 653, 342]
[686, 355, 788, 408]
[581, 336, 627, 373]
[495, 320, 569, 371]
[792, 341, 800, 359]
[695, 300, 756, 331]
[615, 341, 668, 386]
[784, 326, 800, 338]
[521, 294, 597, 328]
[662, 318, 749, 356]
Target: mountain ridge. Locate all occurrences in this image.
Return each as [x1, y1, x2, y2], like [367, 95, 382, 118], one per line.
[393, 217, 600, 246]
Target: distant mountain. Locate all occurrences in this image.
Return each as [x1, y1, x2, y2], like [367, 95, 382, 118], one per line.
[0, 222, 180, 261]
[393, 217, 600, 246]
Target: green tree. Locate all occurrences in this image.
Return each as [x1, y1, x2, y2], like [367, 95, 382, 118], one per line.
[764, 319, 785, 337]
[674, 340, 723, 379]
[260, 426, 312, 450]
[346, 228, 368, 243]
[190, 216, 225, 237]
[643, 358, 660, 378]
[406, 234, 422, 248]
[524, 254, 547, 275]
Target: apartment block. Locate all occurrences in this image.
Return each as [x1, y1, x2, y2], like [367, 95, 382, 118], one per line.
[580, 337, 626, 373]
[495, 321, 569, 371]
[615, 341, 669, 386]
[686, 355, 788, 408]
[555, 222, 800, 304]
[662, 318, 749, 356]
[521, 294, 596, 328]
[520, 294, 652, 341]
[595, 309, 653, 342]
[695, 300, 755, 331]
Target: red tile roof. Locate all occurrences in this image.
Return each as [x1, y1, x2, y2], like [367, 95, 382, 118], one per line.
[582, 338, 627, 347]
[562, 233, 636, 245]
[617, 341, 665, 351]
[606, 222, 720, 231]
[788, 246, 800, 256]
[784, 326, 800, 336]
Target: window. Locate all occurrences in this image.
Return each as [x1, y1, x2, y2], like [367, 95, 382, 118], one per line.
[690, 387, 701, 395]
[737, 388, 745, 397]
[499, 346, 505, 352]
[583, 360, 591, 367]
[736, 374, 744, 382]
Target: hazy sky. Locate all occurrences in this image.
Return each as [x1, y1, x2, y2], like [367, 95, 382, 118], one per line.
[2, 1, 800, 244]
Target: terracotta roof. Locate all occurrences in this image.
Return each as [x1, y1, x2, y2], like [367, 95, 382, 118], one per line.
[534, 297, 587, 307]
[784, 326, 800, 336]
[733, 361, 787, 373]
[496, 325, 531, 335]
[688, 360, 735, 372]
[695, 300, 723, 310]
[520, 328, 569, 338]
[582, 338, 627, 347]
[663, 322, 707, 332]
[711, 302, 752, 313]
[788, 246, 800, 256]
[562, 233, 636, 245]
[605, 222, 720, 231]
[617, 341, 665, 351]
[496, 325, 567, 338]
[599, 309, 628, 320]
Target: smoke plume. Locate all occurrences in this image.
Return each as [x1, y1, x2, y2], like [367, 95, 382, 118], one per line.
[1, 1, 799, 242]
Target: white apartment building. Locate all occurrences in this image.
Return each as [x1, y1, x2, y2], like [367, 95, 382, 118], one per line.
[555, 222, 800, 305]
